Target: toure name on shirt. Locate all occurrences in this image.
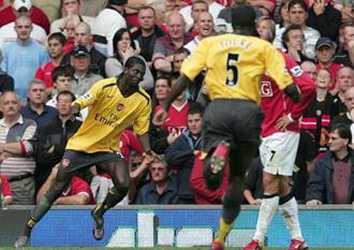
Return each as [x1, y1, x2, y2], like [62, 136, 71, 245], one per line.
[218, 38, 253, 49]
[94, 112, 121, 129]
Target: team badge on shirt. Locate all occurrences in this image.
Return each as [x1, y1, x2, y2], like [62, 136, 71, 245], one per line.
[116, 103, 124, 111]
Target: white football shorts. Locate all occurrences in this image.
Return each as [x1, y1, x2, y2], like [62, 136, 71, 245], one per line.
[259, 131, 300, 176]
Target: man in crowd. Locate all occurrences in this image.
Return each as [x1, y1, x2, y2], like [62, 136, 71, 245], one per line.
[1, 16, 49, 102]
[0, 91, 37, 205]
[135, 157, 178, 205]
[306, 124, 354, 206]
[20, 80, 58, 130]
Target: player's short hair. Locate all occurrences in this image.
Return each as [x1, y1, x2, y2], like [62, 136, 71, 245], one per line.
[281, 24, 303, 50]
[56, 90, 76, 102]
[231, 4, 257, 36]
[330, 123, 352, 145]
[47, 32, 67, 46]
[52, 66, 73, 83]
[288, 0, 307, 12]
[124, 56, 146, 71]
[187, 102, 204, 116]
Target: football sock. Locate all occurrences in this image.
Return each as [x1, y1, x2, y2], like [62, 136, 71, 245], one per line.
[253, 193, 279, 244]
[96, 186, 128, 217]
[215, 217, 233, 243]
[279, 195, 304, 241]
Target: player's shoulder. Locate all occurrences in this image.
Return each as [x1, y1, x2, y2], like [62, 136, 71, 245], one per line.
[94, 77, 117, 89]
[136, 86, 151, 106]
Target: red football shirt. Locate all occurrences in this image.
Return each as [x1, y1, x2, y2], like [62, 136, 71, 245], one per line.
[35, 62, 57, 89]
[62, 177, 96, 204]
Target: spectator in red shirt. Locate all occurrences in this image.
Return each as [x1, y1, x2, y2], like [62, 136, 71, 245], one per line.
[35, 33, 67, 94]
[0, 175, 13, 205]
[36, 165, 95, 205]
[0, 0, 50, 34]
[315, 37, 343, 91]
[189, 152, 229, 204]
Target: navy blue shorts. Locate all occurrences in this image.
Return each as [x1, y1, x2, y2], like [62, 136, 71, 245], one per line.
[60, 150, 125, 173]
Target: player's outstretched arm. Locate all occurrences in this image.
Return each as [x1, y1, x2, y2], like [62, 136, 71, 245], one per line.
[283, 82, 301, 104]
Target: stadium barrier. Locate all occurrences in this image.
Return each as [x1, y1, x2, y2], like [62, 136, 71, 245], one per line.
[0, 205, 353, 248]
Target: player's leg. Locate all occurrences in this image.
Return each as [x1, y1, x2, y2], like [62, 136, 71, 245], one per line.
[213, 141, 258, 250]
[14, 166, 73, 248]
[91, 158, 129, 240]
[243, 172, 280, 250]
[279, 177, 307, 250]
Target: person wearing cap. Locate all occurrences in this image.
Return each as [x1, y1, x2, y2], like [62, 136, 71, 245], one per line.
[69, 45, 103, 96]
[92, 0, 128, 57]
[0, 0, 50, 34]
[14, 56, 157, 248]
[0, 0, 47, 48]
[1, 15, 49, 102]
[153, 4, 302, 250]
[50, 0, 95, 34]
[315, 37, 343, 92]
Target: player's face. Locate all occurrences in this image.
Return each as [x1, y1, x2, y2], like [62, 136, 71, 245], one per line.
[150, 162, 168, 183]
[197, 12, 213, 38]
[289, 4, 307, 26]
[0, 92, 20, 117]
[28, 83, 47, 104]
[55, 76, 73, 92]
[126, 64, 146, 87]
[75, 26, 91, 47]
[56, 94, 73, 116]
[48, 38, 65, 58]
[337, 68, 354, 92]
[155, 79, 170, 101]
[138, 8, 155, 30]
[315, 46, 335, 64]
[191, 3, 208, 21]
[15, 19, 32, 42]
[328, 130, 348, 153]
[287, 29, 303, 51]
[187, 113, 202, 136]
[315, 69, 331, 89]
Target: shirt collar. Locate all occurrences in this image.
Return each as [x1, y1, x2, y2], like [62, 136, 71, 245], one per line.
[0, 115, 24, 127]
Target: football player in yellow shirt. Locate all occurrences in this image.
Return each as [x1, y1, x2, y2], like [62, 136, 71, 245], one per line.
[14, 57, 157, 248]
[153, 5, 301, 250]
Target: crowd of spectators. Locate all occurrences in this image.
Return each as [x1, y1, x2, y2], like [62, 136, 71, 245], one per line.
[0, 0, 353, 206]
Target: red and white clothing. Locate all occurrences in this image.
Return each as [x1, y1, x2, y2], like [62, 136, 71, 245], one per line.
[119, 129, 144, 162]
[260, 51, 316, 175]
[154, 100, 189, 136]
[0, 175, 12, 200]
[61, 177, 95, 204]
[35, 61, 58, 90]
[260, 51, 316, 138]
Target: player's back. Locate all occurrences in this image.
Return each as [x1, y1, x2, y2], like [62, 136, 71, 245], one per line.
[181, 34, 292, 104]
